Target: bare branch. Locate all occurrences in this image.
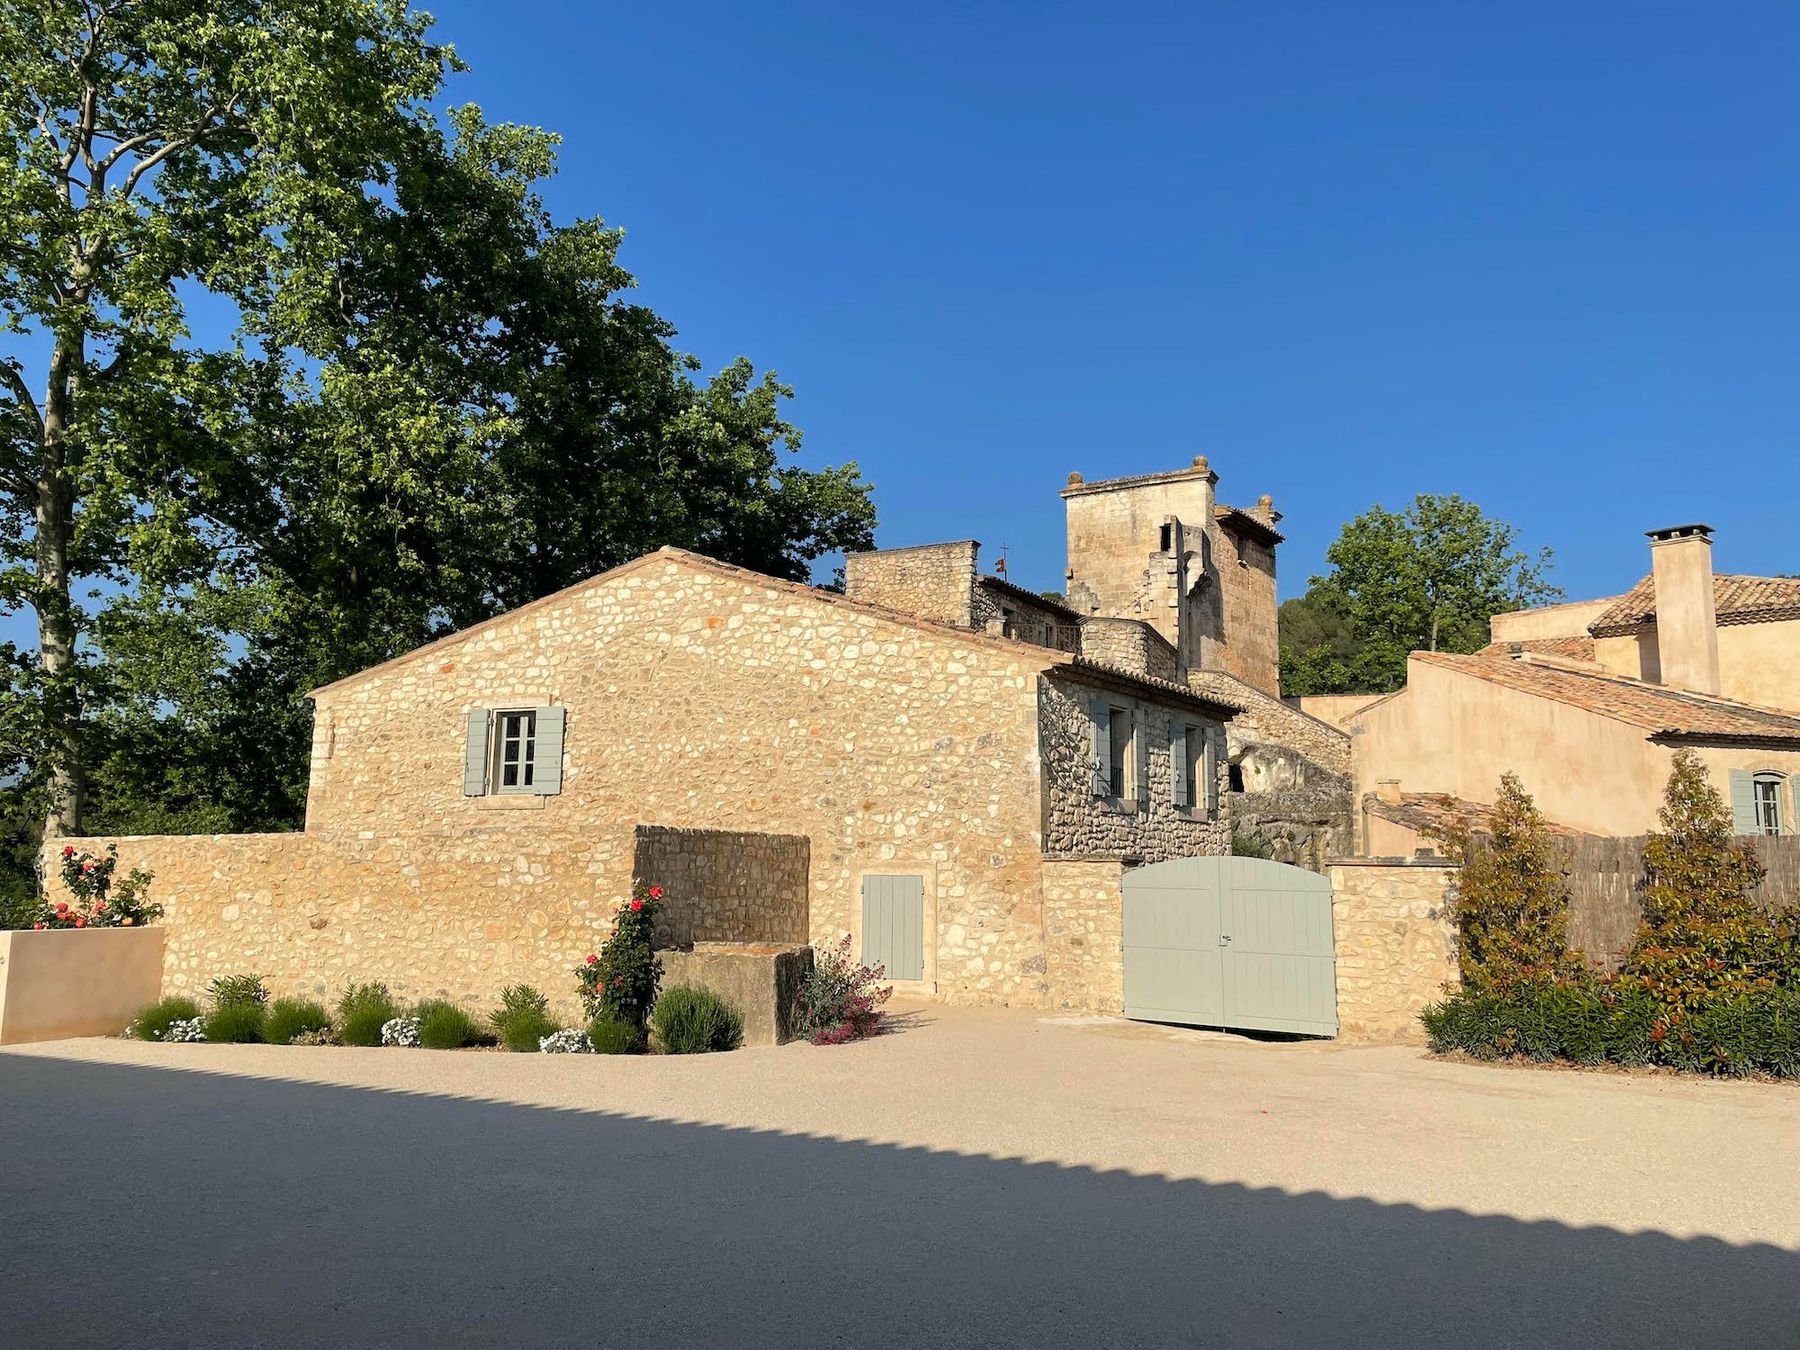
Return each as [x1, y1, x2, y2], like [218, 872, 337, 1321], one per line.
[0, 364, 43, 435]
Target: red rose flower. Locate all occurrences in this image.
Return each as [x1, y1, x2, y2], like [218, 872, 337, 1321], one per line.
[586, 954, 599, 965]
[54, 902, 68, 912]
[629, 898, 644, 912]
[648, 886, 664, 900]
[32, 922, 44, 930]
[61, 845, 75, 858]
[73, 917, 86, 928]
[95, 900, 107, 911]
[81, 862, 93, 873]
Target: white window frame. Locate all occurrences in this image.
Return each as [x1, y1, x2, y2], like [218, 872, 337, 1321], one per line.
[491, 708, 539, 794]
[1752, 772, 1786, 836]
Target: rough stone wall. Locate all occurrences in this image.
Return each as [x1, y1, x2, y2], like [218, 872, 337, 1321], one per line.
[1076, 617, 1179, 682]
[40, 829, 637, 1024]
[1039, 674, 1229, 862]
[1209, 525, 1280, 694]
[1189, 670, 1352, 776]
[842, 541, 979, 629]
[1041, 858, 1127, 1013]
[1328, 858, 1458, 1042]
[972, 580, 1081, 653]
[630, 826, 809, 948]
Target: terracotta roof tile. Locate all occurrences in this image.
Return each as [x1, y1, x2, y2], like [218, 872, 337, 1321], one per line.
[1363, 791, 1592, 841]
[1414, 650, 1800, 744]
[1475, 635, 1597, 662]
[1588, 574, 1800, 637]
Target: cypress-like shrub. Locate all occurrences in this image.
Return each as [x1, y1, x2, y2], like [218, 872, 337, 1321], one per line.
[202, 1001, 267, 1043]
[650, 986, 743, 1054]
[415, 1000, 479, 1050]
[586, 1016, 644, 1055]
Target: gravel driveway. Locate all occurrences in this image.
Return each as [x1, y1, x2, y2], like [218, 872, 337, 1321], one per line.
[3, 1005, 1795, 1348]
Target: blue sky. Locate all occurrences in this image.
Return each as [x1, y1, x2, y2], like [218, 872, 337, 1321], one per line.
[10, 2, 1799, 655]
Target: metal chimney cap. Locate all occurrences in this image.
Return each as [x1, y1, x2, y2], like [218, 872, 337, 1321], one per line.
[1646, 523, 1714, 542]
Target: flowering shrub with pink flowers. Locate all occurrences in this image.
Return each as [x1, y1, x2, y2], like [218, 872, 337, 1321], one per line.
[30, 845, 161, 931]
[794, 934, 892, 1045]
[576, 881, 664, 1033]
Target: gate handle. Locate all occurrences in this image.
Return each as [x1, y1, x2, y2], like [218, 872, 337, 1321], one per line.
[1219, 934, 1232, 946]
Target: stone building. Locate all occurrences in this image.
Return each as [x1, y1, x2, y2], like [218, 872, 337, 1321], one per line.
[50, 548, 1236, 1017]
[848, 457, 1354, 867]
[1352, 524, 1800, 850]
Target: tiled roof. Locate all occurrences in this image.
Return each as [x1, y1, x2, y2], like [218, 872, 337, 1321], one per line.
[1414, 651, 1800, 744]
[1212, 504, 1285, 545]
[1588, 574, 1800, 637]
[1363, 791, 1592, 841]
[977, 573, 1082, 620]
[1475, 635, 1597, 662]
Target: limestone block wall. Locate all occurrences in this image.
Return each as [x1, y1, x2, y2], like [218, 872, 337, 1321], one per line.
[1040, 858, 1127, 1013]
[1039, 674, 1229, 862]
[1207, 525, 1280, 694]
[1328, 858, 1458, 1042]
[1188, 669, 1352, 777]
[971, 580, 1081, 652]
[1077, 617, 1179, 682]
[842, 541, 979, 628]
[632, 825, 809, 948]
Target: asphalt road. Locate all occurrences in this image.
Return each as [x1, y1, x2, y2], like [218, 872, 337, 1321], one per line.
[3, 1006, 1795, 1348]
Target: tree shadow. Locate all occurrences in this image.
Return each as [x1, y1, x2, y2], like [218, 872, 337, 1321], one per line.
[0, 1054, 1791, 1348]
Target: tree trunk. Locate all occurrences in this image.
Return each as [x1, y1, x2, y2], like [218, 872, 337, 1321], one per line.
[37, 336, 84, 837]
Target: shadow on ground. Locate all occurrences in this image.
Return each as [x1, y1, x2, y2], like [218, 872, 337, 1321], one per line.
[1, 1054, 1791, 1348]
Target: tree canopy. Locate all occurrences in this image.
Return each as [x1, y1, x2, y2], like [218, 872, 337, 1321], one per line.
[0, 1, 875, 897]
[1280, 494, 1558, 695]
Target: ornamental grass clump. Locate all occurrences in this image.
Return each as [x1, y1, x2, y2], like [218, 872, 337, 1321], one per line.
[650, 986, 743, 1054]
[128, 995, 200, 1042]
[576, 882, 664, 1034]
[337, 982, 401, 1047]
[265, 998, 332, 1046]
[586, 1016, 643, 1055]
[794, 934, 893, 1045]
[415, 1000, 480, 1049]
[490, 985, 558, 1053]
[202, 1000, 267, 1043]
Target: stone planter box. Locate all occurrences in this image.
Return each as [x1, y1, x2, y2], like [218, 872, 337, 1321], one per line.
[0, 927, 165, 1045]
[656, 942, 812, 1047]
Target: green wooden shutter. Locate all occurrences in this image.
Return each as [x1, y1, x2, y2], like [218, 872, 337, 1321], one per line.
[1170, 723, 1190, 807]
[1790, 776, 1800, 835]
[1205, 730, 1221, 818]
[1090, 696, 1111, 798]
[463, 709, 491, 797]
[533, 706, 566, 795]
[1133, 713, 1149, 805]
[1728, 770, 1756, 835]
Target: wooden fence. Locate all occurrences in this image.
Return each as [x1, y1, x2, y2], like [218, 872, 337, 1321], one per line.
[1561, 834, 1800, 968]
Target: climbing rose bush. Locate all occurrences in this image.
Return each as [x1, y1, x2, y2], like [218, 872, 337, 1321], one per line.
[31, 846, 161, 931]
[576, 882, 664, 1031]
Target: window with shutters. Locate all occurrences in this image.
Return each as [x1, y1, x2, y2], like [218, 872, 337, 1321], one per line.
[492, 709, 538, 793]
[1202, 730, 1220, 818]
[1108, 707, 1132, 798]
[1752, 772, 1785, 836]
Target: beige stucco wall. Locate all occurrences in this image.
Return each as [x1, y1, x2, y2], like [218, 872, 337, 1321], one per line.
[1328, 859, 1458, 1043]
[1285, 693, 1388, 730]
[0, 928, 165, 1044]
[1489, 596, 1621, 644]
[1715, 618, 1800, 712]
[1349, 656, 1800, 839]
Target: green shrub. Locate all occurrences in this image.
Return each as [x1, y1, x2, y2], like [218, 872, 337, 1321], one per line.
[415, 999, 479, 1050]
[586, 1016, 644, 1055]
[202, 1000, 267, 1043]
[265, 998, 332, 1046]
[208, 973, 269, 1008]
[576, 882, 666, 1033]
[490, 985, 558, 1053]
[650, 985, 743, 1054]
[128, 995, 201, 1041]
[337, 982, 400, 1047]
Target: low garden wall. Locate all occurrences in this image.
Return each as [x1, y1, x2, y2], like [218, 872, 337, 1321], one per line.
[634, 826, 809, 948]
[41, 824, 812, 1025]
[657, 942, 811, 1046]
[0, 927, 165, 1044]
[1327, 858, 1458, 1042]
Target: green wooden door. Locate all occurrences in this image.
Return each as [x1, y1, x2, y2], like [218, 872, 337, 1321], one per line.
[861, 874, 925, 981]
[1123, 856, 1338, 1037]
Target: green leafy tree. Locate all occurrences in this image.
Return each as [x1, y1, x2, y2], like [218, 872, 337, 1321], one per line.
[0, 2, 876, 863]
[1432, 772, 1586, 991]
[1282, 495, 1559, 693]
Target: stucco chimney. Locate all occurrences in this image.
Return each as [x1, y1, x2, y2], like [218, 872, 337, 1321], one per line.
[1646, 524, 1720, 695]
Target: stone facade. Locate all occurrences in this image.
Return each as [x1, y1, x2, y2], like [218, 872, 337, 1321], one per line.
[972, 577, 1082, 652]
[1040, 859, 1128, 1013]
[47, 550, 1235, 1016]
[1040, 675, 1230, 862]
[842, 540, 979, 629]
[1076, 616, 1180, 682]
[1327, 858, 1458, 1042]
[631, 826, 809, 949]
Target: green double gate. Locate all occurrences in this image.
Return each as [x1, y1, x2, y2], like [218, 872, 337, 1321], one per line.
[1122, 855, 1338, 1037]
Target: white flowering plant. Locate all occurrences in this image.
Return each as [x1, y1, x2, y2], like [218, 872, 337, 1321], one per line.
[539, 1028, 593, 1054]
[381, 1016, 421, 1047]
[164, 1018, 206, 1043]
